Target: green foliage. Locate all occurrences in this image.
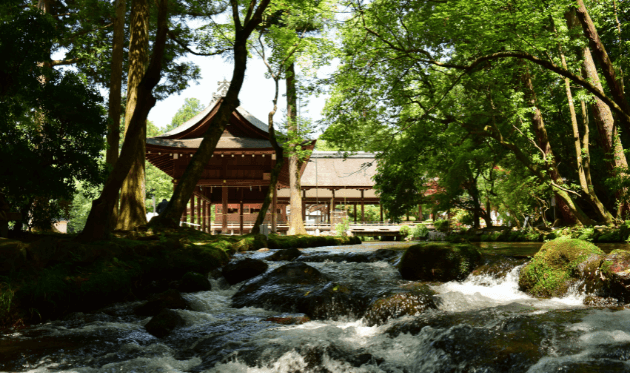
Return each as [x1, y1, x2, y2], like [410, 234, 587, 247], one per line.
[335, 217, 350, 237]
[164, 98, 204, 133]
[0, 6, 107, 229]
[434, 219, 450, 233]
[399, 225, 411, 238]
[411, 224, 429, 239]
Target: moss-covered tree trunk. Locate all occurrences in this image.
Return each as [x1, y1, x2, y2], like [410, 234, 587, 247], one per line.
[106, 0, 127, 226]
[286, 63, 306, 235]
[154, 0, 271, 228]
[77, 0, 168, 242]
[117, 0, 149, 231]
[558, 45, 614, 224]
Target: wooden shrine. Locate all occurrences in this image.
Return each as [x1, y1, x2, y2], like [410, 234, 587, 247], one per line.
[146, 98, 314, 234]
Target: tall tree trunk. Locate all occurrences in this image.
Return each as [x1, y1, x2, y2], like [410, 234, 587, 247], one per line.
[566, 9, 630, 218]
[77, 0, 168, 242]
[559, 47, 614, 223]
[286, 62, 306, 235]
[106, 0, 127, 226]
[252, 78, 284, 233]
[117, 0, 149, 230]
[522, 68, 593, 226]
[153, 0, 272, 228]
[574, 0, 630, 131]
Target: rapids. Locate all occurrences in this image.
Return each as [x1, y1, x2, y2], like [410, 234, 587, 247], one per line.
[3, 241, 630, 372]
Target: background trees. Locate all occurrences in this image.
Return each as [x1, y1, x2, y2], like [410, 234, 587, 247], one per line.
[322, 0, 630, 227]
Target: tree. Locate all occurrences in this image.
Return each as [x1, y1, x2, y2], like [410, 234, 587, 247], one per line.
[78, 0, 169, 241]
[153, 0, 272, 228]
[0, 5, 107, 230]
[165, 97, 204, 132]
[322, 0, 630, 226]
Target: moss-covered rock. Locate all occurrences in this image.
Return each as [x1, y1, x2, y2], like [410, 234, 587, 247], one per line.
[179, 272, 211, 293]
[231, 234, 268, 252]
[267, 234, 361, 250]
[363, 283, 437, 326]
[471, 255, 527, 280]
[518, 239, 604, 298]
[398, 244, 482, 282]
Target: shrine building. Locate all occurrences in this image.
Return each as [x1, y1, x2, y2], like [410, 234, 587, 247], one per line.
[146, 100, 383, 234]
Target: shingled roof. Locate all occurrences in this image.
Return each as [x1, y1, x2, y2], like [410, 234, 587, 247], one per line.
[146, 136, 272, 149]
[156, 104, 268, 139]
[301, 151, 377, 187]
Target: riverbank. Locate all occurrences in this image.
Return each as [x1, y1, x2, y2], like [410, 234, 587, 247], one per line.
[0, 230, 361, 328]
[445, 223, 630, 244]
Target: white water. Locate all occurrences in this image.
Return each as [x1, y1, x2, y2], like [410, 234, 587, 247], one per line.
[4, 244, 630, 372]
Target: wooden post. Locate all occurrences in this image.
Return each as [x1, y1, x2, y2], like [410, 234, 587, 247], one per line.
[406, 210, 410, 222]
[418, 205, 422, 221]
[354, 202, 357, 223]
[222, 185, 228, 233]
[303, 193, 308, 222]
[209, 203, 212, 233]
[183, 198, 188, 224]
[239, 199, 244, 235]
[380, 203, 384, 222]
[202, 200, 207, 232]
[326, 202, 330, 224]
[272, 187, 278, 233]
[331, 189, 336, 225]
[190, 194, 195, 228]
[361, 190, 365, 223]
[196, 194, 201, 230]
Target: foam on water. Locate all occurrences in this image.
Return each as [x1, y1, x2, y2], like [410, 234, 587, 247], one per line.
[433, 265, 586, 312]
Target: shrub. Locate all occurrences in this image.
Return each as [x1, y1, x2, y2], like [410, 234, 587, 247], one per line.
[335, 218, 350, 237]
[411, 224, 429, 239]
[434, 219, 450, 233]
[399, 225, 411, 238]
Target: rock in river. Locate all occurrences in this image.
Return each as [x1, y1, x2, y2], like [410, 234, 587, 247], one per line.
[145, 308, 185, 338]
[518, 238, 604, 298]
[222, 258, 268, 285]
[398, 244, 482, 282]
[231, 262, 368, 319]
[134, 289, 191, 316]
[179, 271, 211, 293]
[267, 247, 302, 261]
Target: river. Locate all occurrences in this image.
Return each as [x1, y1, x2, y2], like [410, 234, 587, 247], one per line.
[2, 241, 630, 372]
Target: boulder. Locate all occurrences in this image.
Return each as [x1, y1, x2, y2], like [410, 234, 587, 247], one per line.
[363, 283, 437, 326]
[518, 239, 604, 298]
[222, 258, 268, 285]
[398, 244, 482, 281]
[134, 289, 191, 316]
[231, 234, 268, 252]
[267, 247, 302, 261]
[179, 272, 211, 293]
[145, 308, 185, 338]
[231, 262, 367, 319]
[471, 255, 528, 280]
[601, 249, 630, 301]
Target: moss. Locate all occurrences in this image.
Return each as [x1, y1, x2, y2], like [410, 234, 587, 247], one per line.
[267, 234, 360, 250]
[0, 229, 233, 326]
[518, 238, 604, 298]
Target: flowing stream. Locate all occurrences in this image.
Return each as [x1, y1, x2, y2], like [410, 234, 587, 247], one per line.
[3, 241, 630, 372]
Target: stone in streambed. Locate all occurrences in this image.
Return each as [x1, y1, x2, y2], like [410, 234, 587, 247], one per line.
[179, 271, 211, 293]
[145, 308, 185, 338]
[231, 262, 367, 319]
[363, 283, 437, 326]
[398, 244, 482, 282]
[600, 249, 630, 302]
[134, 288, 191, 316]
[267, 247, 302, 261]
[222, 258, 268, 285]
[265, 315, 311, 325]
[518, 239, 604, 298]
